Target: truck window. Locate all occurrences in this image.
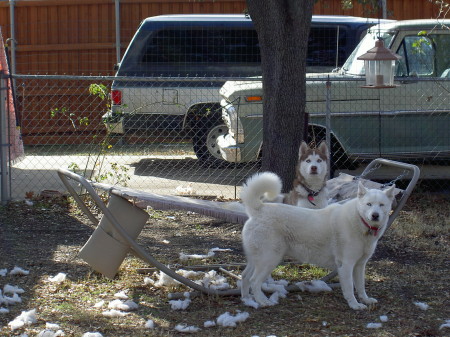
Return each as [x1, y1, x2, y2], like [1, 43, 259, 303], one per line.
[430, 33, 450, 76]
[396, 35, 434, 77]
[307, 26, 349, 68]
[140, 28, 261, 77]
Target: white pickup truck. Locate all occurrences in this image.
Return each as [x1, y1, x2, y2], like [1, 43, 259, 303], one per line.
[217, 19, 450, 168]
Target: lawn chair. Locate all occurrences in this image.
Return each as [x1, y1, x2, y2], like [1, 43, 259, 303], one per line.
[57, 158, 419, 297]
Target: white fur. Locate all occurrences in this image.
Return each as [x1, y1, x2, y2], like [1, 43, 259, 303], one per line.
[240, 172, 395, 310]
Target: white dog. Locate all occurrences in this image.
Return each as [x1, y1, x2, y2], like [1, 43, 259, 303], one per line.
[240, 172, 396, 310]
[283, 141, 329, 208]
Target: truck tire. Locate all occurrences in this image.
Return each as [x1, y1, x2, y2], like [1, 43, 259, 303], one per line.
[307, 125, 358, 171]
[189, 105, 231, 167]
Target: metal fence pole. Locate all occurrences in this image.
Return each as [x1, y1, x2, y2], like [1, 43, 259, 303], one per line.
[325, 76, 331, 179]
[8, 0, 16, 75]
[115, 0, 121, 65]
[0, 71, 10, 204]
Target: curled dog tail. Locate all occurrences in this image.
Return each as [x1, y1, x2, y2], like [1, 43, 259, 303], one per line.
[240, 172, 282, 217]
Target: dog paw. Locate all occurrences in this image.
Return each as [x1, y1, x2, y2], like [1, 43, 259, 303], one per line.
[255, 297, 274, 307]
[362, 297, 378, 305]
[349, 302, 367, 310]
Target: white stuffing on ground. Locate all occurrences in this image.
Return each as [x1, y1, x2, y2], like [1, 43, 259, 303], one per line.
[240, 277, 288, 308]
[179, 251, 215, 261]
[114, 290, 129, 299]
[169, 292, 191, 310]
[46, 322, 61, 330]
[93, 300, 105, 308]
[197, 270, 230, 290]
[102, 309, 128, 317]
[295, 280, 333, 293]
[216, 311, 250, 327]
[262, 277, 288, 297]
[108, 299, 138, 311]
[147, 269, 181, 287]
[2, 292, 22, 305]
[379, 315, 388, 322]
[149, 268, 231, 291]
[203, 320, 216, 327]
[0, 274, 28, 314]
[36, 329, 65, 337]
[179, 247, 232, 261]
[175, 184, 196, 196]
[9, 266, 30, 276]
[8, 309, 37, 331]
[47, 273, 67, 283]
[414, 301, 429, 310]
[0, 268, 7, 277]
[174, 323, 201, 333]
[145, 319, 155, 329]
[440, 319, 450, 330]
[366, 322, 383, 329]
[3, 284, 25, 294]
[82, 333, 104, 337]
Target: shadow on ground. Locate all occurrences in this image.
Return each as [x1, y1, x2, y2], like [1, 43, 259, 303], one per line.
[130, 158, 259, 186]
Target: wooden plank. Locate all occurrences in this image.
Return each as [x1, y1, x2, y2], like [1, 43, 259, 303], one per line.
[0, 0, 112, 8]
[16, 43, 115, 52]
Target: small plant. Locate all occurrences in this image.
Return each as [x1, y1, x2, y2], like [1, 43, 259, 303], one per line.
[50, 83, 130, 187]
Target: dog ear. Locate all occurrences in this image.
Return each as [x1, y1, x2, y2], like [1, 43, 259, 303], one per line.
[299, 141, 308, 156]
[357, 181, 368, 198]
[384, 184, 396, 200]
[318, 141, 329, 158]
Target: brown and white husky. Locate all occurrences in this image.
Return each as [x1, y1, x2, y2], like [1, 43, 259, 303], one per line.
[283, 141, 329, 208]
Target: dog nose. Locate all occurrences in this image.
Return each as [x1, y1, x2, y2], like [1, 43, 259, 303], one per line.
[311, 166, 317, 172]
[371, 213, 380, 221]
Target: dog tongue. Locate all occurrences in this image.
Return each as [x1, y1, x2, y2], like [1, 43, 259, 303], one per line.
[308, 194, 316, 206]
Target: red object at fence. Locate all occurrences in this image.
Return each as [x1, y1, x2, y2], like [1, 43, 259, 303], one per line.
[0, 28, 24, 163]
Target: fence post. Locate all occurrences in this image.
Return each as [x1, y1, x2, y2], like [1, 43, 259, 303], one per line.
[8, 0, 16, 75]
[325, 76, 331, 179]
[0, 71, 10, 204]
[115, 0, 121, 65]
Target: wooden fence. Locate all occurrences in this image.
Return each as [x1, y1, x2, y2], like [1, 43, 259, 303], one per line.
[0, 0, 444, 145]
[0, 0, 442, 75]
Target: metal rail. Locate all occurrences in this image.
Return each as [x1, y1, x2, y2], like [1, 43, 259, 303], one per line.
[58, 158, 420, 297]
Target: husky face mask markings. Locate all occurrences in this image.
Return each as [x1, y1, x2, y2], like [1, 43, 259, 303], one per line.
[284, 141, 329, 208]
[240, 172, 396, 310]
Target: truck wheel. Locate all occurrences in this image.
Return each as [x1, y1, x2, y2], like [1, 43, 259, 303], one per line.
[307, 126, 357, 171]
[192, 121, 231, 167]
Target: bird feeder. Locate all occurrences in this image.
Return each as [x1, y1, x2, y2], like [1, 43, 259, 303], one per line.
[357, 39, 401, 88]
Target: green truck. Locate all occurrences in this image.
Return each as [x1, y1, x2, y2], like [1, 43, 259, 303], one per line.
[217, 20, 450, 168]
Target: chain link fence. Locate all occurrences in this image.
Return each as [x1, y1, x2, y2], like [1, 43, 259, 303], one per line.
[4, 74, 449, 200]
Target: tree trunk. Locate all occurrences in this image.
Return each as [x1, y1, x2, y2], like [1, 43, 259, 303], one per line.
[246, 0, 315, 192]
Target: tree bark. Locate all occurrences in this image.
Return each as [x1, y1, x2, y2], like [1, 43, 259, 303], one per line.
[246, 0, 315, 192]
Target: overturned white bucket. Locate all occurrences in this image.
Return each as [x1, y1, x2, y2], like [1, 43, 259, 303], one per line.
[79, 194, 149, 278]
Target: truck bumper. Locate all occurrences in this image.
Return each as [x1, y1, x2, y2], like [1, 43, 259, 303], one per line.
[217, 134, 242, 162]
[102, 111, 125, 134]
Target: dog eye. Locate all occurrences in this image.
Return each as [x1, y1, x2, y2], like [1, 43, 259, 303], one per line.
[380, 203, 384, 207]
[306, 159, 311, 163]
[367, 203, 372, 206]
[317, 159, 322, 163]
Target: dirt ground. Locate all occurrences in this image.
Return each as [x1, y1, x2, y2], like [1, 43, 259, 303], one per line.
[0, 191, 449, 336]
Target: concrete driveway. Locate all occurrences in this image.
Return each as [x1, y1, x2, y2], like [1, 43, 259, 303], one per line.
[8, 154, 449, 201]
